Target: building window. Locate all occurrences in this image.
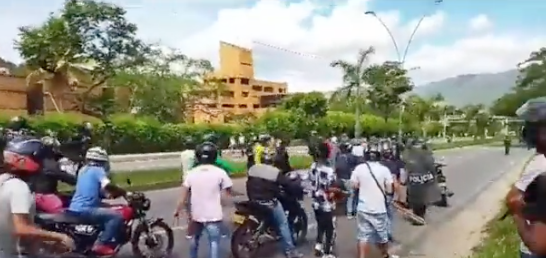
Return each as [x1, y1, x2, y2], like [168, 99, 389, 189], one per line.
[241, 78, 250, 85]
[278, 88, 284, 93]
[242, 91, 249, 97]
[220, 78, 227, 83]
[264, 87, 273, 93]
[252, 85, 262, 91]
[253, 104, 260, 109]
[222, 104, 235, 108]
[221, 91, 234, 97]
[228, 78, 235, 84]
[239, 104, 247, 108]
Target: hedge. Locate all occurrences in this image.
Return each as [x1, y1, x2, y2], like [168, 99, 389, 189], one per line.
[0, 112, 487, 155]
[58, 137, 500, 193]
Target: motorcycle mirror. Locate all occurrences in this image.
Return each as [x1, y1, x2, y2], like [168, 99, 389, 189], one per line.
[126, 178, 132, 185]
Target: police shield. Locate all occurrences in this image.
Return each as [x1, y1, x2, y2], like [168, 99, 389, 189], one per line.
[404, 149, 442, 205]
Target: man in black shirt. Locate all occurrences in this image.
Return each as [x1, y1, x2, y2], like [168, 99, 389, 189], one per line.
[335, 142, 359, 218]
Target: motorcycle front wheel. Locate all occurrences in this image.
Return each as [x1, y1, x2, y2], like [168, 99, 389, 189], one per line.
[131, 220, 174, 258]
[231, 220, 262, 258]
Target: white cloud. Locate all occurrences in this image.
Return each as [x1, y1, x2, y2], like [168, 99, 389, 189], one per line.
[468, 14, 493, 32]
[176, 0, 545, 92]
[1, 0, 544, 93]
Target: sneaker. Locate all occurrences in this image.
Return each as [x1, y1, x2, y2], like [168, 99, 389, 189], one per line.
[92, 244, 116, 256]
[322, 254, 336, 258]
[314, 243, 323, 256]
[286, 250, 304, 258]
[347, 214, 354, 219]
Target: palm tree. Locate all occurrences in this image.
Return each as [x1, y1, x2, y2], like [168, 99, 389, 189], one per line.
[330, 46, 375, 138]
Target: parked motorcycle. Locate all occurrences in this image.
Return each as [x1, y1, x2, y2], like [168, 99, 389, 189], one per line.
[230, 171, 308, 258]
[34, 180, 174, 258]
[434, 159, 454, 207]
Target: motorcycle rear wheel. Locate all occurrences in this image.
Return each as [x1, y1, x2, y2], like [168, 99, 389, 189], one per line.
[131, 220, 174, 258]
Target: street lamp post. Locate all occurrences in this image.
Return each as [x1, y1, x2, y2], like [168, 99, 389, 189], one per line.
[365, 0, 443, 139]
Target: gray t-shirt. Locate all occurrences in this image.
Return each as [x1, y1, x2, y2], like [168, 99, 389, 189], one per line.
[0, 174, 36, 258]
[515, 155, 546, 254]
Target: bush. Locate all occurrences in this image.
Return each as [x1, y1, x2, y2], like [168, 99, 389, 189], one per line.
[0, 112, 495, 155]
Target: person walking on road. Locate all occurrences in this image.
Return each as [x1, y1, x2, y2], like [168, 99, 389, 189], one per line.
[309, 142, 339, 258]
[174, 143, 233, 258]
[350, 146, 399, 258]
[335, 142, 358, 218]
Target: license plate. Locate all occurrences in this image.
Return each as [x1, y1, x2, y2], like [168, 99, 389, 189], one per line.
[232, 214, 246, 224]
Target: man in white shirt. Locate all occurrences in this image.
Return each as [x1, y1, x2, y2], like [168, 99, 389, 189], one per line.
[350, 153, 398, 258]
[174, 143, 233, 258]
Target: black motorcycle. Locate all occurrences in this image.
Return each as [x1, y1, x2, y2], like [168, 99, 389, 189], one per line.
[434, 161, 454, 207]
[230, 192, 308, 258]
[34, 180, 174, 258]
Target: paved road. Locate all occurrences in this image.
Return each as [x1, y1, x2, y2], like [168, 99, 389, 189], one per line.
[110, 146, 530, 258]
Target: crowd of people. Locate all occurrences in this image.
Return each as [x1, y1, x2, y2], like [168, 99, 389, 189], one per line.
[176, 129, 443, 258]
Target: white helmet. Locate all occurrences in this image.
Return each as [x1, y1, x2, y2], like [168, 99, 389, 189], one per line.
[85, 146, 109, 162]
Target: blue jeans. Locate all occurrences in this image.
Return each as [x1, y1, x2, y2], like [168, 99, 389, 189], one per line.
[271, 201, 296, 253]
[69, 208, 124, 244]
[344, 180, 358, 215]
[189, 221, 223, 258]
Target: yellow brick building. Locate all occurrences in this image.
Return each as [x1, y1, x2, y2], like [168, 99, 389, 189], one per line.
[193, 42, 288, 123]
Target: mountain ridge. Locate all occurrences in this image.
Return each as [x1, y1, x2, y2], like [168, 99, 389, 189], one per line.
[413, 69, 519, 107]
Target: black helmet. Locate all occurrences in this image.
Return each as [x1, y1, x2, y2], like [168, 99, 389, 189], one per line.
[195, 142, 218, 164]
[313, 142, 330, 161]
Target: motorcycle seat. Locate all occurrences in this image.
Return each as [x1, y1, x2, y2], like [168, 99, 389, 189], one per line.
[36, 212, 88, 224]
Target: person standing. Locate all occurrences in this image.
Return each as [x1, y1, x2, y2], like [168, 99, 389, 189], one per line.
[351, 147, 399, 258]
[174, 142, 233, 258]
[335, 142, 358, 218]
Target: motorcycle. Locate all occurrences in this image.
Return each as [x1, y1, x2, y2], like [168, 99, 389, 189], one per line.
[34, 179, 174, 258]
[230, 172, 308, 258]
[434, 159, 454, 207]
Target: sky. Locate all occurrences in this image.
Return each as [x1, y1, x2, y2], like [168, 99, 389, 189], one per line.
[1, 0, 546, 92]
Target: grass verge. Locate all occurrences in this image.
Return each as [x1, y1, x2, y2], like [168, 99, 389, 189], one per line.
[467, 156, 536, 258]
[61, 138, 499, 193]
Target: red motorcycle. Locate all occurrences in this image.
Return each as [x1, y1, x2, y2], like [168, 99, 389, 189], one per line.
[35, 180, 174, 258]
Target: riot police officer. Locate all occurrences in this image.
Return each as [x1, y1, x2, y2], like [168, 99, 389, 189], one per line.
[403, 139, 441, 224]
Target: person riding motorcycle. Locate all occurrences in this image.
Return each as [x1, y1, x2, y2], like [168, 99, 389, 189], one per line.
[274, 139, 292, 174]
[2, 116, 34, 144]
[246, 151, 304, 258]
[253, 134, 270, 165]
[1, 136, 76, 256]
[59, 121, 94, 170]
[32, 136, 77, 213]
[67, 147, 130, 256]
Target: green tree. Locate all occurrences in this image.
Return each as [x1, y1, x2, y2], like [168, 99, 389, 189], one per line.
[280, 91, 328, 118]
[330, 46, 375, 138]
[366, 61, 413, 122]
[109, 48, 220, 123]
[15, 0, 149, 117]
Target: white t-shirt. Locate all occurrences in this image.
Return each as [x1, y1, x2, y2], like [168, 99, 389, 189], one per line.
[0, 174, 35, 258]
[514, 154, 546, 254]
[350, 161, 393, 214]
[183, 165, 233, 222]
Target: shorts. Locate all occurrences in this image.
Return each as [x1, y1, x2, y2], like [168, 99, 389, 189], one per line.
[356, 211, 389, 243]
